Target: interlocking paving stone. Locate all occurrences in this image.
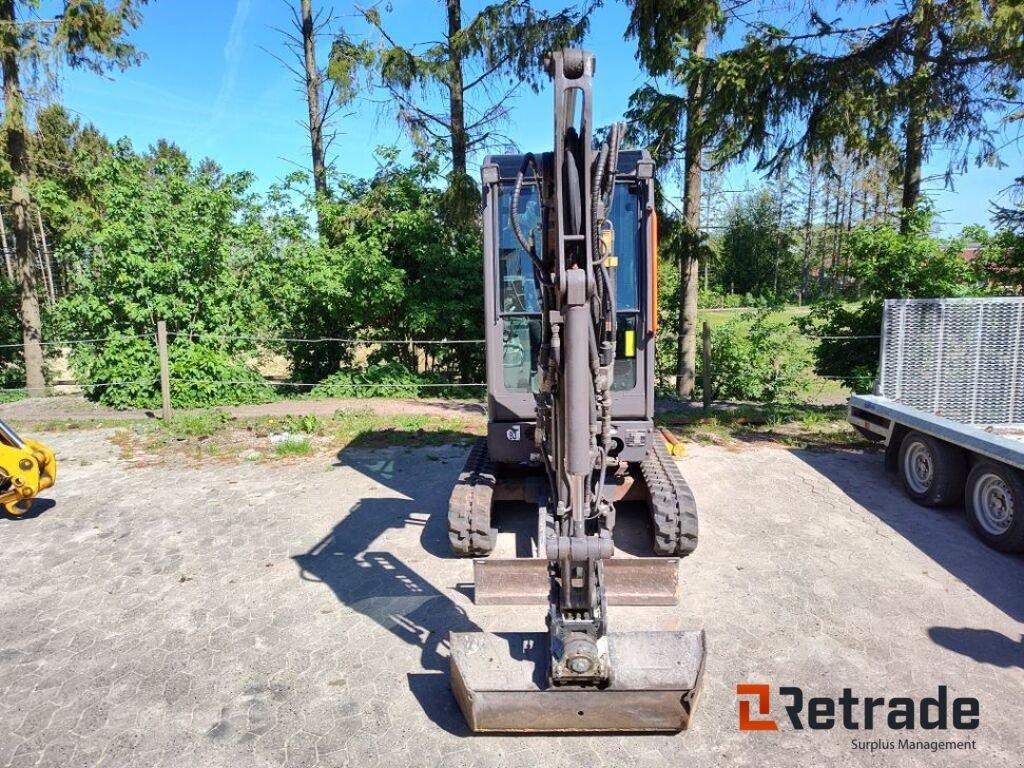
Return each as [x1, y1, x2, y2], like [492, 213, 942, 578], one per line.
[0, 432, 1021, 766]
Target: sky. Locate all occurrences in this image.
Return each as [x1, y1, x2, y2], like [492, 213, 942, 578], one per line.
[54, 0, 1023, 236]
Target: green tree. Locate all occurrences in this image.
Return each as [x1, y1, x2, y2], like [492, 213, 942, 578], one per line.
[51, 140, 275, 407]
[624, 0, 723, 398]
[690, 0, 1024, 232]
[720, 190, 797, 298]
[274, 148, 484, 384]
[799, 207, 977, 391]
[972, 225, 1024, 293]
[1, 0, 148, 394]
[351, 0, 593, 181]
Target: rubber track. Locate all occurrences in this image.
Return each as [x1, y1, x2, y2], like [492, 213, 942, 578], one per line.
[640, 436, 699, 557]
[447, 437, 497, 557]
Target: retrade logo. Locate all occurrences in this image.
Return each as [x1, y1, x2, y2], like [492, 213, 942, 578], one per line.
[736, 684, 979, 732]
[737, 684, 779, 731]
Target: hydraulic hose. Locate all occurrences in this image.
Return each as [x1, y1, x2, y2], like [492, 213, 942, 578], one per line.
[511, 153, 550, 283]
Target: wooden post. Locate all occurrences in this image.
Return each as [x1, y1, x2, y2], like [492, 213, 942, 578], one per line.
[157, 321, 172, 421]
[701, 321, 712, 412]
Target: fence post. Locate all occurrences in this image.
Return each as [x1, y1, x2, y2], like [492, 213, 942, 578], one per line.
[157, 321, 172, 421]
[701, 321, 712, 412]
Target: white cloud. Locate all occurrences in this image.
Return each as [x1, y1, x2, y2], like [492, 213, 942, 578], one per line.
[211, 0, 253, 126]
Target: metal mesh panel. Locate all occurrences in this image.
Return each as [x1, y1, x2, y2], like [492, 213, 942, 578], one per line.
[879, 298, 1024, 426]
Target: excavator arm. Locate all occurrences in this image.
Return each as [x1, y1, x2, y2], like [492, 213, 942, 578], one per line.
[449, 49, 706, 733]
[0, 419, 56, 515]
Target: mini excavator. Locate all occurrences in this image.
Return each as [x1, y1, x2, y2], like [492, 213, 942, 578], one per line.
[0, 418, 56, 515]
[447, 49, 705, 733]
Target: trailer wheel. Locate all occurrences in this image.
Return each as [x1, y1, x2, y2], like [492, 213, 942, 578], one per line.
[898, 432, 965, 507]
[966, 462, 1024, 553]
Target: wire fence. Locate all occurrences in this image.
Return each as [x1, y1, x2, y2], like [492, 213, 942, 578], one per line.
[0, 323, 880, 402]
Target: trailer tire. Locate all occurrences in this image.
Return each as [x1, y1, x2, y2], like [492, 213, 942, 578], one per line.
[965, 461, 1024, 553]
[897, 432, 965, 507]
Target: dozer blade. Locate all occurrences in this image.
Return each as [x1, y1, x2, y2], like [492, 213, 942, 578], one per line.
[450, 630, 705, 732]
[472, 557, 679, 606]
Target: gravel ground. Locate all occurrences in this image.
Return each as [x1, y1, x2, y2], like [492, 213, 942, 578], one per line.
[0, 430, 1020, 768]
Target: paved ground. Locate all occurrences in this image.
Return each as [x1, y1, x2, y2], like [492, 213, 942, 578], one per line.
[0, 431, 1021, 767]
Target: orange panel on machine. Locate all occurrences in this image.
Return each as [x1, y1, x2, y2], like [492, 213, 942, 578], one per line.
[651, 208, 658, 335]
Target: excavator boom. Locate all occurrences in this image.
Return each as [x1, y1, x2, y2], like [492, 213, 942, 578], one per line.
[449, 49, 705, 733]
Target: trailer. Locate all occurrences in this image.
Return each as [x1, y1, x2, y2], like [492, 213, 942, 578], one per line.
[848, 297, 1024, 553]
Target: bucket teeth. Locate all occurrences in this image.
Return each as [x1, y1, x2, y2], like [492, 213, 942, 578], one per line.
[450, 631, 706, 733]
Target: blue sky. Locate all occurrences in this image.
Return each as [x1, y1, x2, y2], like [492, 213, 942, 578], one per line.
[55, 0, 1022, 235]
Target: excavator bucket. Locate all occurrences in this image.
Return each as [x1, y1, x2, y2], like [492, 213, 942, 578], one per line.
[450, 630, 705, 732]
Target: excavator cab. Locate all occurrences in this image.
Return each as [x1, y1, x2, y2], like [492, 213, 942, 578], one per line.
[485, 150, 655, 463]
[448, 50, 705, 733]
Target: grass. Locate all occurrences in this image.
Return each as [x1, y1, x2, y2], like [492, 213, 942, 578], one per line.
[691, 303, 863, 403]
[327, 409, 482, 449]
[102, 406, 485, 462]
[698, 304, 813, 330]
[658, 403, 870, 451]
[273, 437, 314, 457]
[166, 410, 230, 439]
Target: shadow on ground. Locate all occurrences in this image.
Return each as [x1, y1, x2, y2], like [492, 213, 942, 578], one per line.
[792, 448, 1024, 629]
[292, 433, 478, 735]
[0, 497, 56, 521]
[927, 627, 1024, 669]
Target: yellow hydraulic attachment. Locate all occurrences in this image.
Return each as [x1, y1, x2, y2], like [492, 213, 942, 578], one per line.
[0, 419, 56, 515]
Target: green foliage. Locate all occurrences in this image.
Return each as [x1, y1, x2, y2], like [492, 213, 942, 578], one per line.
[49, 140, 277, 407]
[795, 301, 878, 393]
[701, 309, 811, 402]
[973, 227, 1024, 292]
[71, 335, 274, 409]
[798, 208, 978, 392]
[0, 279, 24, 390]
[282, 414, 323, 434]
[53, 141, 271, 344]
[653, 248, 679, 393]
[688, 1, 1024, 182]
[720, 190, 797, 300]
[696, 288, 745, 309]
[310, 361, 474, 400]
[274, 150, 483, 385]
[351, 1, 593, 166]
[166, 342, 275, 408]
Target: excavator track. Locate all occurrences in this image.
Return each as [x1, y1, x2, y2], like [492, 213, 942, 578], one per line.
[641, 435, 698, 557]
[448, 437, 497, 557]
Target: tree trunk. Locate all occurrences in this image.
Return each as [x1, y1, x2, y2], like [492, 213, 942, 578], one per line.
[818, 173, 832, 292]
[801, 160, 817, 305]
[901, 0, 933, 232]
[301, 0, 327, 215]
[2, 0, 44, 395]
[446, 0, 467, 177]
[36, 207, 56, 301]
[676, 35, 706, 399]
